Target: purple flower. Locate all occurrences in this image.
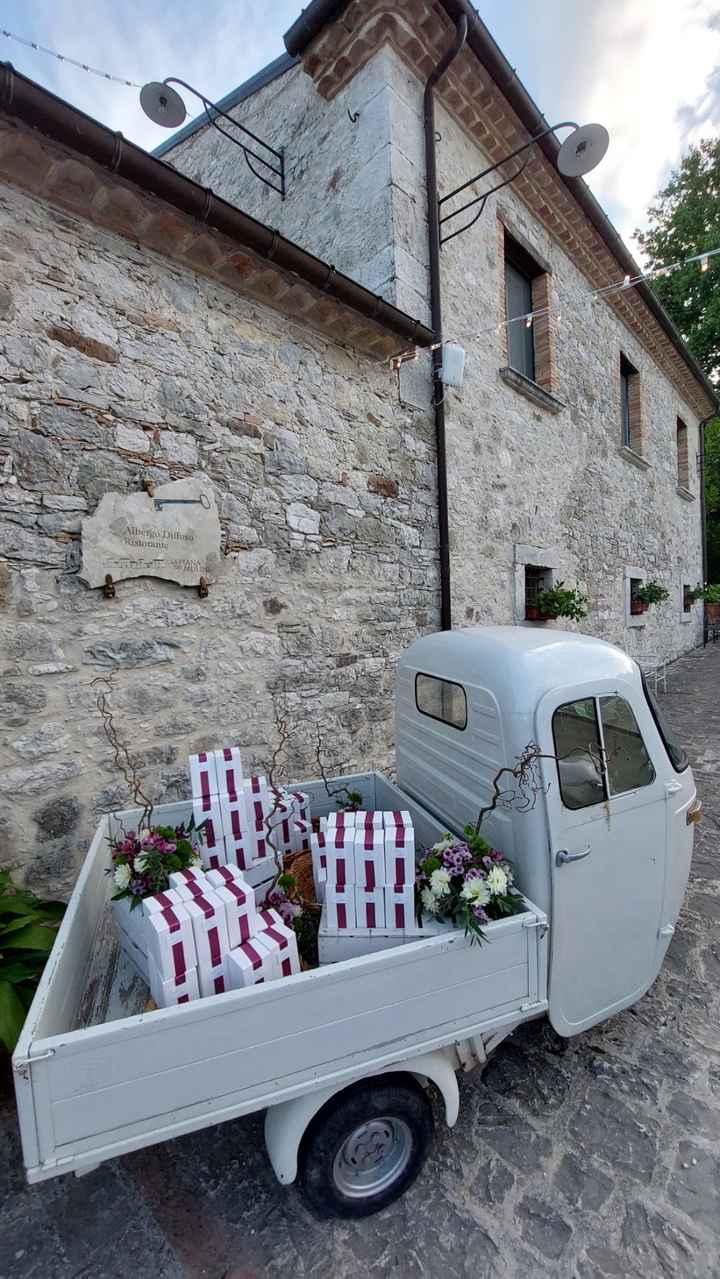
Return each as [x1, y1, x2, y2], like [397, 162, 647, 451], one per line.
[473, 906, 488, 923]
[464, 867, 483, 881]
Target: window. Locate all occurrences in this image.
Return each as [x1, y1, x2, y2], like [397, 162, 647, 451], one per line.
[630, 577, 644, 615]
[683, 584, 693, 614]
[525, 564, 551, 619]
[620, 354, 641, 453]
[415, 673, 467, 731]
[553, 699, 606, 809]
[642, 674, 688, 773]
[677, 418, 689, 489]
[600, 695, 655, 793]
[505, 255, 535, 381]
[552, 694, 656, 809]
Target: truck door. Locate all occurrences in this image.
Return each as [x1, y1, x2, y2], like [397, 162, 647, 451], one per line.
[537, 684, 666, 1036]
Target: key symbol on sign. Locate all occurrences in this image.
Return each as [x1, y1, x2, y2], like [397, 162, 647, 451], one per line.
[153, 494, 211, 511]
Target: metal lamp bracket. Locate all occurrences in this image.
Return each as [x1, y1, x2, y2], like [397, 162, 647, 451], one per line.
[438, 120, 579, 246]
[164, 78, 286, 199]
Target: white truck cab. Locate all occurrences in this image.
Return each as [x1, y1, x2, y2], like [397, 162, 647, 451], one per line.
[397, 626, 699, 1037]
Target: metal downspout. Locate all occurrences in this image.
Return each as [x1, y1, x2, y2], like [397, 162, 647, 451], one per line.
[699, 412, 717, 585]
[424, 14, 468, 632]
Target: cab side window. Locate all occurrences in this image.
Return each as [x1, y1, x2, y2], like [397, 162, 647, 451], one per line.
[600, 695, 655, 794]
[552, 699, 607, 810]
[415, 673, 467, 730]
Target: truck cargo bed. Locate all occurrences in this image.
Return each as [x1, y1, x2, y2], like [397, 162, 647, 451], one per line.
[14, 773, 548, 1183]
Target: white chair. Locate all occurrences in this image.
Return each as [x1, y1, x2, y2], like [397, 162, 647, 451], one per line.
[638, 653, 667, 695]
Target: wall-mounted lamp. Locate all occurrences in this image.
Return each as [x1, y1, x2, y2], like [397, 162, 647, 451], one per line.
[140, 79, 286, 198]
[439, 120, 609, 246]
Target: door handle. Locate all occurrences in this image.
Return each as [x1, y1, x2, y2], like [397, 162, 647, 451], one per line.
[555, 846, 591, 867]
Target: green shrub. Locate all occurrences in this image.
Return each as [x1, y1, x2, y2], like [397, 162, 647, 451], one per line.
[636, 580, 670, 605]
[0, 869, 65, 1053]
[535, 581, 588, 622]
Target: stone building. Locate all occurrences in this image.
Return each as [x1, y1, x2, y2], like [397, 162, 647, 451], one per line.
[0, 0, 716, 889]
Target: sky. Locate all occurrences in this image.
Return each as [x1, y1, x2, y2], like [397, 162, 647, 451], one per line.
[2, 1, 719, 254]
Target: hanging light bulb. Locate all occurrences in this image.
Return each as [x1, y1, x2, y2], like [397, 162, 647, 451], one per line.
[525, 313, 533, 328]
[701, 255, 709, 273]
[622, 274, 631, 289]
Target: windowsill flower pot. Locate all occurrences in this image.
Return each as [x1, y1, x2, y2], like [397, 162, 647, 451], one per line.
[694, 584, 720, 622]
[528, 582, 588, 624]
[707, 603, 720, 623]
[635, 581, 670, 611]
[630, 599, 649, 616]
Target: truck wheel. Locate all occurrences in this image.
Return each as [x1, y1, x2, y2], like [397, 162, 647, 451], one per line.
[298, 1078, 434, 1218]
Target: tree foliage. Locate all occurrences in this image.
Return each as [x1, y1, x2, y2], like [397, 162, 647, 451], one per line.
[635, 138, 720, 578]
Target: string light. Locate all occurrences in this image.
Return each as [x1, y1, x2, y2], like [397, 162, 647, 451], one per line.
[1, 27, 142, 88]
[390, 244, 720, 370]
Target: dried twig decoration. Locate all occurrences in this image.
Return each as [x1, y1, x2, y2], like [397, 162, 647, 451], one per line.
[91, 671, 154, 830]
[314, 722, 362, 812]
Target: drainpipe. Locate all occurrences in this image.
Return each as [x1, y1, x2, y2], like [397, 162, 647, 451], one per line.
[424, 14, 468, 631]
[699, 411, 717, 584]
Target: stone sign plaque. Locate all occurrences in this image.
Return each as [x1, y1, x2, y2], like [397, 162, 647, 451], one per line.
[80, 479, 221, 588]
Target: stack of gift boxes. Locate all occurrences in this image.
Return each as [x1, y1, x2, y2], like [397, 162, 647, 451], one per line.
[189, 748, 311, 870]
[119, 863, 301, 1008]
[311, 810, 416, 932]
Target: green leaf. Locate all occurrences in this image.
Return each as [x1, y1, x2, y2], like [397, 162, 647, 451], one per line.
[0, 961, 41, 983]
[2, 923, 58, 952]
[0, 979, 29, 1053]
[1, 916, 36, 936]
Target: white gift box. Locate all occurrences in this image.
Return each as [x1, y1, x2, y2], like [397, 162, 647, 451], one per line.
[224, 933, 278, 989]
[384, 813, 416, 887]
[325, 810, 356, 829]
[310, 831, 327, 902]
[145, 902, 196, 981]
[168, 868, 208, 891]
[325, 885, 356, 930]
[355, 886, 386, 930]
[353, 828, 385, 890]
[148, 956, 199, 1008]
[219, 796, 253, 870]
[194, 802, 227, 870]
[385, 885, 415, 930]
[111, 895, 148, 951]
[292, 819, 312, 853]
[142, 889, 184, 917]
[189, 751, 220, 812]
[214, 877, 258, 948]
[258, 907, 301, 977]
[244, 774, 268, 806]
[325, 829, 356, 888]
[171, 878, 212, 904]
[206, 864, 246, 889]
[287, 789, 310, 823]
[213, 746, 243, 803]
[266, 802, 294, 855]
[184, 888, 230, 997]
[358, 810, 384, 829]
[248, 796, 270, 862]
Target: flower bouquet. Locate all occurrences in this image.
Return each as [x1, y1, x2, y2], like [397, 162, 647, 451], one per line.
[109, 820, 205, 910]
[415, 826, 525, 943]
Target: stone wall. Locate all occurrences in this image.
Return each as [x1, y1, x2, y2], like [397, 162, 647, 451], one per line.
[0, 181, 437, 894]
[166, 48, 705, 664]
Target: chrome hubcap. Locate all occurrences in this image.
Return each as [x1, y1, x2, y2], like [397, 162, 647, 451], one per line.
[332, 1117, 412, 1198]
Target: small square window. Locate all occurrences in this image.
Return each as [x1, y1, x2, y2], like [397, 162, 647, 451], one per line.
[525, 565, 552, 620]
[630, 577, 644, 616]
[683, 584, 693, 613]
[677, 418, 689, 489]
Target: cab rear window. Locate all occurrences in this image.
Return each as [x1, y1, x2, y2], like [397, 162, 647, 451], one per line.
[415, 673, 467, 730]
[642, 674, 689, 773]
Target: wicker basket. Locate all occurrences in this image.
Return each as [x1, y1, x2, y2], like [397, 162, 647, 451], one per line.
[284, 851, 317, 906]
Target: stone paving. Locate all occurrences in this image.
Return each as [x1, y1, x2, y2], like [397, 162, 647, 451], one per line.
[1, 643, 719, 1279]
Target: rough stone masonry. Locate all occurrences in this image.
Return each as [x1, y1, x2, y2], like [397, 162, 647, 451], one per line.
[0, 182, 437, 892]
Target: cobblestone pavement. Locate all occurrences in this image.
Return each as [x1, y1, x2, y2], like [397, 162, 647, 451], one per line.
[1, 644, 719, 1279]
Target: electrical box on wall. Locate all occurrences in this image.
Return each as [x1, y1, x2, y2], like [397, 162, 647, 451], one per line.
[439, 342, 465, 389]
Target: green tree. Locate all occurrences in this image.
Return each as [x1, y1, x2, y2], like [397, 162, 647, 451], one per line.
[635, 139, 720, 578]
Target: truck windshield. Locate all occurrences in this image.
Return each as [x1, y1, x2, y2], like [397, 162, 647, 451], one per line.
[642, 674, 689, 773]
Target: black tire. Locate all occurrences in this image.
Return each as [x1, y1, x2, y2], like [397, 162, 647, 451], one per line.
[298, 1077, 434, 1219]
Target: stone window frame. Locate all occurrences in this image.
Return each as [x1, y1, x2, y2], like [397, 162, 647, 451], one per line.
[681, 582, 695, 624]
[513, 543, 562, 624]
[619, 352, 644, 462]
[625, 565, 648, 629]
[497, 216, 561, 411]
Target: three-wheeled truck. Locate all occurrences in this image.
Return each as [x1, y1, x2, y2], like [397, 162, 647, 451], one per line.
[13, 627, 700, 1217]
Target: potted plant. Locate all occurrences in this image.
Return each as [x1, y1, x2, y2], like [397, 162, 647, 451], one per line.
[696, 583, 720, 622]
[527, 581, 588, 622]
[635, 580, 670, 612]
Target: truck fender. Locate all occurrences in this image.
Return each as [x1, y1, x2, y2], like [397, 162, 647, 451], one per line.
[263, 1050, 460, 1186]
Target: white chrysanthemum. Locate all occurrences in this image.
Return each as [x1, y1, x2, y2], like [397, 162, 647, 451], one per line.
[461, 876, 491, 906]
[421, 886, 440, 914]
[191, 851, 203, 867]
[429, 868, 451, 896]
[114, 863, 131, 890]
[134, 854, 149, 874]
[486, 865, 509, 896]
[432, 835, 454, 854]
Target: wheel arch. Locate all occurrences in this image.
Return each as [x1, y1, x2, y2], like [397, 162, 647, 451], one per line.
[264, 1051, 460, 1186]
